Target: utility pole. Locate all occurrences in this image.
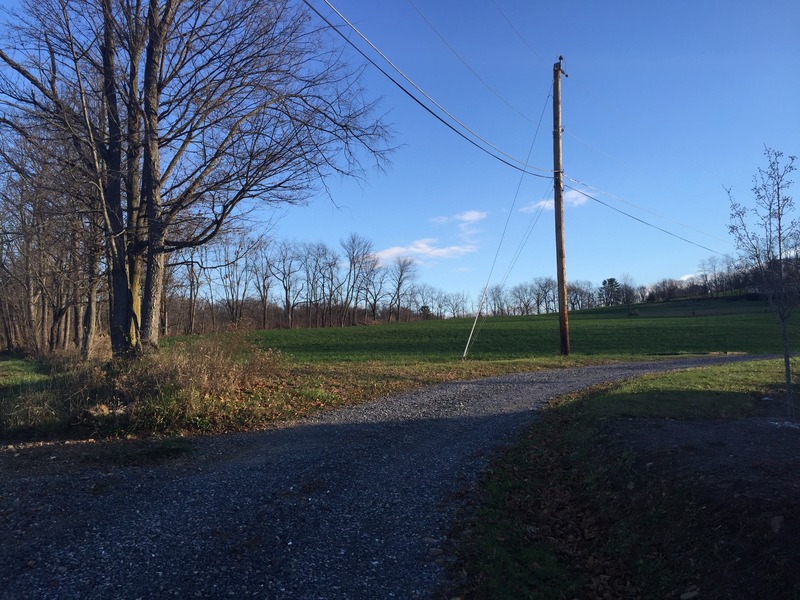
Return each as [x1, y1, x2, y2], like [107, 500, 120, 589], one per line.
[553, 56, 570, 355]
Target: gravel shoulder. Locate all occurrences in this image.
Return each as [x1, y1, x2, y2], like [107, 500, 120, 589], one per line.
[0, 356, 767, 599]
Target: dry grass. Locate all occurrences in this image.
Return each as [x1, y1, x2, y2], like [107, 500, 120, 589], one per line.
[3, 337, 575, 439]
[1, 339, 291, 438]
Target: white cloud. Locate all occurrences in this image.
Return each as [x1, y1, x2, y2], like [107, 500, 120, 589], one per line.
[521, 199, 553, 213]
[432, 209, 488, 224]
[431, 209, 489, 239]
[564, 189, 589, 207]
[520, 189, 589, 213]
[456, 210, 488, 223]
[379, 211, 487, 266]
[376, 238, 478, 264]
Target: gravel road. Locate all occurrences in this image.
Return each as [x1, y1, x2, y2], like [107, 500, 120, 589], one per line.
[0, 355, 759, 599]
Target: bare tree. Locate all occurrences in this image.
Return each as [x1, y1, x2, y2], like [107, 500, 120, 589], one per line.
[0, 0, 389, 356]
[533, 277, 557, 314]
[409, 282, 440, 319]
[510, 282, 536, 315]
[173, 247, 203, 335]
[362, 257, 386, 322]
[0, 131, 102, 356]
[250, 239, 273, 330]
[486, 284, 508, 316]
[269, 240, 304, 329]
[217, 235, 255, 327]
[429, 288, 447, 319]
[338, 233, 374, 326]
[729, 147, 798, 420]
[620, 273, 637, 313]
[567, 280, 596, 311]
[386, 257, 416, 323]
[443, 291, 468, 318]
[300, 241, 341, 328]
[650, 278, 681, 302]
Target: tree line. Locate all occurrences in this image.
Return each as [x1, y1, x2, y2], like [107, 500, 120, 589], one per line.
[0, 192, 762, 357]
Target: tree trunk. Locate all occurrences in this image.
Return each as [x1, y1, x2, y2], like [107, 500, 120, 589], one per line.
[138, 0, 172, 350]
[780, 316, 795, 421]
[82, 281, 98, 359]
[140, 222, 166, 349]
[101, 0, 137, 357]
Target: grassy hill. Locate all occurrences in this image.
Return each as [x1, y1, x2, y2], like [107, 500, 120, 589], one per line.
[244, 296, 786, 362]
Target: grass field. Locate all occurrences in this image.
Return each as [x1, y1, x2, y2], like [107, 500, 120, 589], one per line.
[245, 296, 785, 362]
[0, 296, 793, 439]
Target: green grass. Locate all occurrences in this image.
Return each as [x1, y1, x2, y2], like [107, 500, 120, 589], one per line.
[0, 354, 49, 386]
[245, 297, 788, 362]
[0, 296, 794, 439]
[457, 358, 790, 599]
[0, 354, 61, 435]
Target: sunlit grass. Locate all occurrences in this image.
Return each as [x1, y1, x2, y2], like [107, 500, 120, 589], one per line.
[557, 358, 785, 420]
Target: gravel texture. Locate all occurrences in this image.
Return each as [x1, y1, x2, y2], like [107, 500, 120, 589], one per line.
[0, 355, 759, 599]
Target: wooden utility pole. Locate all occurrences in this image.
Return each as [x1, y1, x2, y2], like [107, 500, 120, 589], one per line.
[553, 56, 570, 355]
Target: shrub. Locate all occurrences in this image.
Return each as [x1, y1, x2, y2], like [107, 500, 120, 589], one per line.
[0, 339, 286, 438]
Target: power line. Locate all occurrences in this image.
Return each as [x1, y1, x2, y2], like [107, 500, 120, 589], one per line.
[564, 173, 729, 244]
[496, 88, 553, 286]
[500, 180, 552, 286]
[492, 0, 547, 65]
[564, 184, 724, 255]
[405, 0, 535, 123]
[305, 1, 727, 283]
[304, 0, 553, 178]
[464, 87, 551, 358]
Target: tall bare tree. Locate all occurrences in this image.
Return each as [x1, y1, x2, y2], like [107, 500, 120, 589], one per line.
[269, 240, 304, 329]
[729, 147, 798, 420]
[338, 233, 374, 326]
[487, 284, 507, 316]
[0, 0, 389, 356]
[217, 235, 255, 327]
[534, 277, 557, 314]
[250, 239, 274, 330]
[386, 256, 416, 323]
[362, 255, 385, 322]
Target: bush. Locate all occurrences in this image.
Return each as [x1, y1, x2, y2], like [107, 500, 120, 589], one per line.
[0, 339, 286, 438]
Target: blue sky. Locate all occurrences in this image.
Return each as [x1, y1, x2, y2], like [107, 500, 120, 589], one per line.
[274, 0, 799, 297]
[3, 0, 798, 300]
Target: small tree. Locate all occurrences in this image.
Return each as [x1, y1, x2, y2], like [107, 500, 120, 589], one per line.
[599, 278, 621, 306]
[729, 147, 798, 420]
[620, 273, 637, 313]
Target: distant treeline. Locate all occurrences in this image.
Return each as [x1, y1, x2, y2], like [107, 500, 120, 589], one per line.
[0, 219, 757, 357]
